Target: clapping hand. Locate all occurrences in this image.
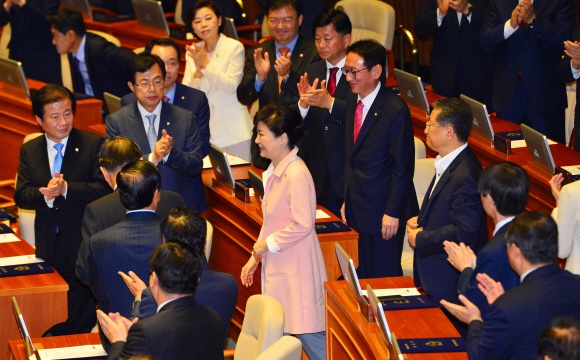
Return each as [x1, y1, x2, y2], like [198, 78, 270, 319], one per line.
[152, 130, 173, 164]
[254, 48, 270, 82]
[437, 0, 450, 15]
[564, 41, 580, 70]
[119, 271, 147, 299]
[274, 51, 292, 78]
[477, 273, 505, 304]
[516, 0, 536, 24]
[297, 72, 313, 109]
[299, 78, 334, 110]
[185, 43, 210, 72]
[96, 310, 138, 343]
[444, 241, 476, 272]
[449, 0, 469, 15]
[440, 294, 482, 324]
[39, 171, 66, 200]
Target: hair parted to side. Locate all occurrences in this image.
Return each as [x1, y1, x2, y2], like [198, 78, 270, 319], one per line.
[431, 97, 473, 143]
[253, 102, 304, 150]
[347, 39, 386, 85]
[47, 8, 86, 36]
[504, 211, 558, 265]
[478, 161, 529, 216]
[32, 84, 76, 119]
[126, 53, 166, 84]
[99, 136, 141, 173]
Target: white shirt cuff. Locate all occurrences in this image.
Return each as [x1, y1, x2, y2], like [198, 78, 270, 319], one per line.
[266, 234, 280, 254]
[437, 8, 446, 27]
[255, 74, 266, 92]
[466, 13, 472, 23]
[148, 153, 156, 164]
[572, 61, 580, 80]
[163, 153, 170, 163]
[504, 20, 518, 39]
[298, 103, 310, 118]
[44, 182, 67, 208]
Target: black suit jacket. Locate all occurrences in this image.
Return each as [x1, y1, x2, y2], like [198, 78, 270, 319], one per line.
[76, 189, 185, 284]
[466, 264, 580, 359]
[14, 129, 111, 269]
[106, 102, 207, 211]
[557, 26, 580, 151]
[414, 146, 488, 304]
[415, 0, 493, 106]
[121, 82, 211, 157]
[344, 86, 417, 235]
[108, 296, 225, 360]
[69, 32, 135, 101]
[236, 35, 319, 169]
[301, 60, 350, 200]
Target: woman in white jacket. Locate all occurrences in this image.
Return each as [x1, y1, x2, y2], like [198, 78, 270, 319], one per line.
[183, 0, 252, 160]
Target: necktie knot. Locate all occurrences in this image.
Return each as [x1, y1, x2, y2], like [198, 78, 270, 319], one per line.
[146, 114, 156, 125]
[54, 143, 64, 153]
[279, 48, 290, 57]
[162, 96, 170, 103]
[329, 67, 338, 76]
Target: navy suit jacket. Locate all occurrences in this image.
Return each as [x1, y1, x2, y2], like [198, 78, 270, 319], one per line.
[300, 60, 350, 200]
[480, 0, 574, 117]
[131, 256, 238, 339]
[457, 221, 519, 317]
[108, 296, 224, 360]
[105, 102, 207, 211]
[414, 146, 488, 304]
[557, 26, 580, 151]
[466, 264, 580, 359]
[88, 211, 163, 317]
[121, 82, 211, 157]
[344, 86, 418, 235]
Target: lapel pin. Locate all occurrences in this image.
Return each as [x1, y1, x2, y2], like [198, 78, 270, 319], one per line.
[216, 54, 219, 58]
[284, 174, 287, 178]
[181, 96, 185, 99]
[75, 148, 79, 152]
[300, 54, 303, 57]
[167, 122, 170, 125]
[375, 113, 377, 116]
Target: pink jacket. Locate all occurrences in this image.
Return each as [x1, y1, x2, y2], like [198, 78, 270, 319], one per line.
[259, 147, 328, 334]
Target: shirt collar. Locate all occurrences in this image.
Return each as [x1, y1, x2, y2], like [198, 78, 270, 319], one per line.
[137, 99, 163, 119]
[157, 298, 179, 313]
[165, 83, 177, 104]
[493, 216, 515, 236]
[434, 143, 468, 176]
[275, 35, 299, 55]
[75, 34, 87, 63]
[520, 267, 539, 283]
[358, 82, 382, 108]
[326, 56, 346, 72]
[45, 134, 70, 151]
[126, 209, 155, 214]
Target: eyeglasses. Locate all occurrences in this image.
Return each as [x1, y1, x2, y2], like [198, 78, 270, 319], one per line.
[268, 17, 295, 27]
[426, 121, 447, 128]
[134, 79, 164, 89]
[341, 67, 369, 78]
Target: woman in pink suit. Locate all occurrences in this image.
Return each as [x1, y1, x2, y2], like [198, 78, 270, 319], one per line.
[241, 103, 327, 360]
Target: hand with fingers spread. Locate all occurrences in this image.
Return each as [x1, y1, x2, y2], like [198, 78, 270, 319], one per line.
[254, 48, 270, 82]
[444, 241, 477, 272]
[96, 310, 138, 343]
[477, 273, 505, 304]
[119, 271, 147, 299]
[549, 173, 564, 202]
[299, 78, 335, 110]
[440, 294, 483, 324]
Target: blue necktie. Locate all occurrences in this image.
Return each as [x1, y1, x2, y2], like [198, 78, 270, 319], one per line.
[53, 143, 64, 176]
[146, 114, 157, 153]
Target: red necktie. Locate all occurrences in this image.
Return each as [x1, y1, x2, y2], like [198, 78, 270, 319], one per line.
[162, 96, 170, 103]
[327, 67, 338, 96]
[354, 100, 364, 144]
[278, 48, 290, 94]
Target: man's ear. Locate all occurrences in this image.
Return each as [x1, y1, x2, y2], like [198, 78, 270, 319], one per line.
[35, 116, 43, 127]
[128, 81, 135, 93]
[298, 14, 303, 27]
[342, 34, 351, 49]
[372, 64, 382, 80]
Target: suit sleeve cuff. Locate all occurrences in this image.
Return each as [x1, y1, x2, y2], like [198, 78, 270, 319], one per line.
[255, 75, 266, 92]
[437, 8, 445, 27]
[266, 234, 280, 254]
[504, 20, 518, 38]
[298, 104, 310, 118]
[45, 197, 55, 208]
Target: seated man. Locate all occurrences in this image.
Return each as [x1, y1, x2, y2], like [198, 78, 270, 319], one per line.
[97, 242, 225, 360]
[76, 136, 185, 285]
[444, 161, 526, 316]
[538, 317, 580, 360]
[441, 212, 580, 359]
[121, 207, 238, 339]
[48, 8, 135, 101]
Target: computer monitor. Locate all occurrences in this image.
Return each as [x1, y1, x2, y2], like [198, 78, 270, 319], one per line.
[248, 169, 264, 204]
[366, 285, 393, 347]
[460, 94, 494, 143]
[521, 124, 556, 174]
[103, 92, 122, 114]
[208, 145, 236, 189]
[335, 243, 362, 304]
[223, 17, 238, 40]
[393, 68, 430, 114]
[60, 0, 93, 20]
[132, 0, 170, 36]
[0, 57, 31, 100]
[12, 297, 39, 360]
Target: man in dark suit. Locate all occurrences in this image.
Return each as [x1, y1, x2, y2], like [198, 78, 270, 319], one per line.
[415, 0, 493, 107]
[122, 207, 238, 340]
[121, 38, 210, 156]
[97, 242, 225, 360]
[444, 161, 526, 317]
[339, 40, 417, 279]
[47, 8, 135, 101]
[236, 0, 319, 169]
[441, 211, 580, 359]
[76, 136, 185, 285]
[480, 0, 574, 144]
[14, 84, 111, 335]
[407, 97, 488, 334]
[538, 317, 580, 360]
[0, 0, 61, 84]
[557, 26, 580, 152]
[106, 53, 207, 212]
[296, 8, 351, 218]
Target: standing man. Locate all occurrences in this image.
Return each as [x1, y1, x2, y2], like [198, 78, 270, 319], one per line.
[415, 0, 493, 107]
[121, 38, 210, 156]
[296, 8, 352, 218]
[106, 53, 207, 212]
[480, 0, 574, 144]
[557, 26, 580, 152]
[14, 84, 111, 335]
[340, 40, 417, 279]
[407, 97, 487, 333]
[236, 0, 319, 169]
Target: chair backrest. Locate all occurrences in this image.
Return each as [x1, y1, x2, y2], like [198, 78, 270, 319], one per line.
[0, 24, 11, 58]
[133, 47, 146, 54]
[88, 30, 121, 46]
[234, 295, 285, 360]
[175, 0, 185, 25]
[335, 0, 395, 49]
[414, 158, 436, 207]
[17, 133, 44, 247]
[414, 137, 426, 160]
[223, 17, 239, 40]
[261, 16, 271, 38]
[255, 336, 302, 360]
[205, 219, 213, 261]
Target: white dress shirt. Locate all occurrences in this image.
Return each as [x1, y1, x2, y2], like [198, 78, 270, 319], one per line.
[493, 216, 515, 236]
[430, 143, 468, 197]
[357, 82, 382, 127]
[136, 101, 169, 164]
[298, 56, 346, 118]
[157, 298, 179, 313]
[436, 7, 472, 27]
[45, 134, 69, 207]
[504, 0, 533, 39]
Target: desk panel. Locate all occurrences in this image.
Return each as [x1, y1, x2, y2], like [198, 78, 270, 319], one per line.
[9, 333, 100, 360]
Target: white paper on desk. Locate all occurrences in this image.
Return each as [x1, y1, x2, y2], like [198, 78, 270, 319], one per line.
[315, 210, 331, 219]
[561, 165, 580, 175]
[202, 154, 250, 169]
[511, 139, 557, 148]
[0, 255, 44, 266]
[249, 188, 255, 197]
[0, 233, 20, 243]
[38, 345, 106, 360]
[361, 287, 421, 297]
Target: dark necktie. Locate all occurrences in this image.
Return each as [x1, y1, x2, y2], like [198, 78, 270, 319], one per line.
[71, 55, 85, 94]
[327, 67, 338, 96]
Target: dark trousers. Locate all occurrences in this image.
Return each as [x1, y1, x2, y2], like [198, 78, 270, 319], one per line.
[317, 168, 343, 219]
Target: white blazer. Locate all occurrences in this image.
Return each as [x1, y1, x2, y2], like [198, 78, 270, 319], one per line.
[552, 180, 580, 275]
[182, 34, 252, 147]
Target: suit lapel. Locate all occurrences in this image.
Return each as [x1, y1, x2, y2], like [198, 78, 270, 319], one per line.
[36, 135, 53, 183]
[127, 102, 153, 153]
[173, 82, 186, 109]
[352, 87, 385, 153]
[332, 74, 350, 102]
[59, 128, 80, 177]
[159, 103, 173, 141]
[290, 36, 307, 74]
[417, 174, 436, 225]
[266, 41, 279, 99]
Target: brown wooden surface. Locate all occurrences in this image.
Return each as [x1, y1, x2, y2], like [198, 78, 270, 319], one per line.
[9, 333, 100, 360]
[0, 78, 102, 182]
[202, 165, 359, 341]
[0, 235, 68, 360]
[325, 277, 467, 360]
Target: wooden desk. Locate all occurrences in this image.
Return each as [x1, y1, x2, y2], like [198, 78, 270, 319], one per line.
[0, 236, 68, 360]
[0, 79, 103, 181]
[9, 333, 100, 360]
[325, 277, 467, 360]
[202, 165, 359, 340]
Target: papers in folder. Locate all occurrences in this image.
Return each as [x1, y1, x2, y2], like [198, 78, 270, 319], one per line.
[361, 287, 421, 297]
[37, 345, 107, 360]
[511, 139, 557, 148]
[202, 154, 250, 169]
[0, 255, 43, 266]
[0, 233, 20, 243]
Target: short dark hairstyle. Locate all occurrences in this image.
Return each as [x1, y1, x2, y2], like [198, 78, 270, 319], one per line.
[126, 53, 166, 84]
[99, 136, 142, 173]
[150, 242, 203, 295]
[347, 39, 386, 85]
[538, 317, 580, 360]
[253, 102, 303, 150]
[117, 160, 161, 210]
[505, 211, 558, 265]
[266, 0, 303, 17]
[431, 97, 473, 143]
[32, 84, 76, 119]
[145, 38, 182, 63]
[47, 8, 86, 37]
[188, 0, 225, 36]
[160, 207, 207, 256]
[312, 7, 351, 36]
[478, 161, 529, 217]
